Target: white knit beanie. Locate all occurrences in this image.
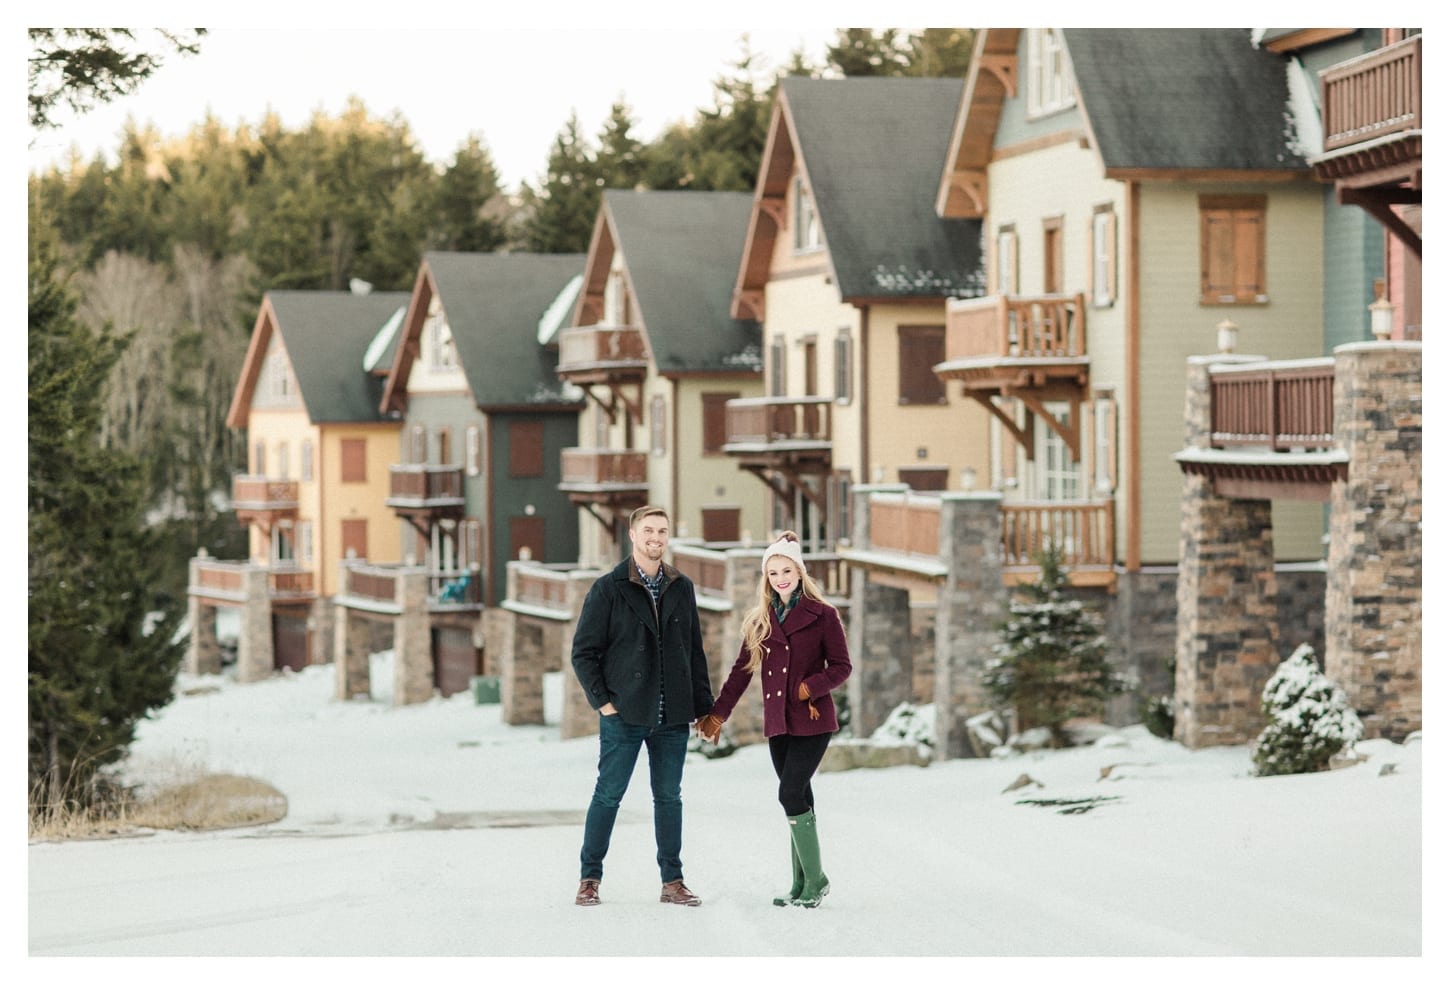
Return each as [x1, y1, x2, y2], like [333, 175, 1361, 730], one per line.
[760, 535, 806, 575]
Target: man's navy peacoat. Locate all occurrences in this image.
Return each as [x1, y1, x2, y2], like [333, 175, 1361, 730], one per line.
[570, 558, 715, 727]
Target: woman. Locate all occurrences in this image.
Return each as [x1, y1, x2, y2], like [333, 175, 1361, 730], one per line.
[697, 531, 852, 908]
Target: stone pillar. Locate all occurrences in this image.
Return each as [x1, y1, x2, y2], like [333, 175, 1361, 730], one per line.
[1174, 356, 1279, 748]
[334, 562, 371, 700]
[934, 492, 1007, 759]
[501, 616, 548, 725]
[560, 569, 602, 739]
[847, 579, 913, 738]
[393, 567, 433, 706]
[716, 547, 765, 745]
[309, 596, 335, 667]
[236, 565, 274, 683]
[185, 555, 222, 675]
[1325, 342, 1421, 740]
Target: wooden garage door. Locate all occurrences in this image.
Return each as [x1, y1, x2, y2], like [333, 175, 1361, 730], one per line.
[433, 626, 479, 697]
[273, 612, 309, 673]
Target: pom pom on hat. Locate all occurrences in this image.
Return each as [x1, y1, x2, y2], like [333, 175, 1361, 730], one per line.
[761, 531, 806, 575]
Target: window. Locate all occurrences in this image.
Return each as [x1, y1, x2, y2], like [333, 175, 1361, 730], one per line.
[437, 426, 452, 466]
[272, 522, 294, 563]
[1026, 28, 1075, 117]
[461, 518, 483, 571]
[996, 225, 1018, 295]
[276, 442, 289, 480]
[465, 425, 481, 477]
[508, 420, 544, 478]
[650, 394, 667, 456]
[298, 521, 314, 564]
[604, 259, 633, 325]
[792, 175, 822, 252]
[1037, 408, 1080, 501]
[802, 337, 818, 396]
[1043, 216, 1064, 294]
[301, 440, 313, 481]
[701, 393, 738, 456]
[897, 325, 947, 405]
[834, 328, 853, 403]
[340, 438, 367, 483]
[341, 518, 368, 561]
[1199, 195, 1267, 305]
[254, 441, 266, 476]
[1092, 206, 1118, 307]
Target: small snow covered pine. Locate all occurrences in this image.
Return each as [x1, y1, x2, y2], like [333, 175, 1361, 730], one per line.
[983, 545, 1126, 747]
[1251, 644, 1364, 777]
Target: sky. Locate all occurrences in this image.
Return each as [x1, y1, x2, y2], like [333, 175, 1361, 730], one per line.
[23, 651, 1429, 970]
[24, 22, 851, 191]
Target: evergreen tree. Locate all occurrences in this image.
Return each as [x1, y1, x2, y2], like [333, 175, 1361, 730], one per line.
[28, 28, 204, 132]
[431, 134, 508, 253]
[518, 112, 600, 253]
[595, 99, 646, 191]
[825, 28, 913, 77]
[984, 545, 1125, 746]
[28, 227, 185, 813]
[1251, 645, 1364, 776]
[906, 28, 976, 78]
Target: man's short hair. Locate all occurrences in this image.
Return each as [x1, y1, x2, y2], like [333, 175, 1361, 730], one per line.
[629, 505, 669, 529]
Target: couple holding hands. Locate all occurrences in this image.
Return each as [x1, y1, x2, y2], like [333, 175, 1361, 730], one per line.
[570, 506, 852, 909]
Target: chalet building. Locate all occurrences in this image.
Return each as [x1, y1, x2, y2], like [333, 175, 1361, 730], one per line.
[727, 75, 988, 552]
[558, 189, 767, 565]
[326, 252, 589, 704]
[188, 288, 409, 681]
[1173, 28, 1422, 746]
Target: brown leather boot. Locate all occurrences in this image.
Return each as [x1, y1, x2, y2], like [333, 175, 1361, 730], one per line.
[575, 879, 601, 906]
[659, 879, 702, 906]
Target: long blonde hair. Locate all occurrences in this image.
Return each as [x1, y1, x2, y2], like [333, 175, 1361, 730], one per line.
[739, 531, 829, 673]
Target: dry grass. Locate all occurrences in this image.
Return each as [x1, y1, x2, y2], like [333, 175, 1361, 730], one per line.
[29, 773, 287, 842]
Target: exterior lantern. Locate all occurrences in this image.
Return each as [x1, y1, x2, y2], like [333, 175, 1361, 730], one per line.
[1369, 279, 1395, 341]
[1216, 318, 1239, 354]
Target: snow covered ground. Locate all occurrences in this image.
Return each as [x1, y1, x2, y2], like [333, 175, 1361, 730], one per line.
[25, 654, 1430, 973]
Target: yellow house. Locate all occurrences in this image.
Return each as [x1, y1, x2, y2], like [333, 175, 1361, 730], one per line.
[559, 189, 768, 566]
[188, 289, 406, 678]
[728, 75, 991, 549]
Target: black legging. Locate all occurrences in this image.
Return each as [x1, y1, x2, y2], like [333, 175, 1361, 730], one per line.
[767, 732, 833, 816]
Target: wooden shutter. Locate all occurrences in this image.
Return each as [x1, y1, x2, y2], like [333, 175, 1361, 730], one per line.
[1200, 195, 1266, 304]
[702, 393, 737, 455]
[508, 420, 544, 478]
[341, 518, 368, 560]
[340, 438, 367, 482]
[897, 325, 947, 405]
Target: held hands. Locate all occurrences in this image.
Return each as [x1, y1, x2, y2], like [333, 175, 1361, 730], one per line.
[696, 714, 723, 744]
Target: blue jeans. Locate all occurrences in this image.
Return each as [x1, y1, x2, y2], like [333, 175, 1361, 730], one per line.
[580, 714, 689, 883]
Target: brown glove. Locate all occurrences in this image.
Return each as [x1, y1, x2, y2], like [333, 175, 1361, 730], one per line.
[697, 714, 723, 743]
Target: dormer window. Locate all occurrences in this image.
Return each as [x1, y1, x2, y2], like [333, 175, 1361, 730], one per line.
[1026, 28, 1075, 118]
[793, 175, 823, 252]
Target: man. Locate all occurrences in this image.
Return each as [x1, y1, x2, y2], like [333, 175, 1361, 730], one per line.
[571, 505, 715, 907]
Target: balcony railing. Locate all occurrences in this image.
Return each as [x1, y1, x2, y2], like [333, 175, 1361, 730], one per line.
[723, 396, 833, 448]
[671, 544, 850, 601]
[1322, 35, 1421, 152]
[387, 464, 464, 507]
[513, 564, 572, 613]
[945, 293, 1087, 362]
[1001, 501, 1115, 570]
[230, 475, 299, 512]
[340, 561, 481, 609]
[560, 448, 648, 486]
[1209, 359, 1335, 450]
[556, 325, 649, 376]
[191, 559, 314, 600]
[868, 496, 942, 558]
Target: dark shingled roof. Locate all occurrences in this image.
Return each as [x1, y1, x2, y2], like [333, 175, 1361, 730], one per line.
[424, 252, 587, 408]
[603, 189, 761, 375]
[267, 290, 411, 423]
[780, 75, 984, 299]
[1062, 28, 1309, 172]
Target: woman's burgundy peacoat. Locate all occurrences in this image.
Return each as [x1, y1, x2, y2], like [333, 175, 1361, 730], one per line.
[710, 597, 852, 738]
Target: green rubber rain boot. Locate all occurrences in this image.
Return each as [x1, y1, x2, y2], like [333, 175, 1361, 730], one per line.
[787, 810, 829, 908]
[772, 833, 805, 906]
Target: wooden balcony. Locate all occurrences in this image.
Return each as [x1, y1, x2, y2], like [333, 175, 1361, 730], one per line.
[555, 325, 648, 384]
[230, 475, 299, 531]
[340, 561, 482, 613]
[1321, 35, 1421, 155]
[1177, 358, 1346, 502]
[860, 493, 1115, 587]
[386, 464, 465, 533]
[190, 558, 316, 604]
[557, 448, 649, 513]
[938, 293, 1090, 393]
[722, 397, 833, 458]
[1313, 35, 1421, 257]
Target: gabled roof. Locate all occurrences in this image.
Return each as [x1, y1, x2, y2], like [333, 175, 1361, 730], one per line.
[736, 76, 985, 316]
[1062, 28, 1312, 174]
[585, 189, 761, 375]
[381, 252, 587, 413]
[227, 290, 410, 428]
